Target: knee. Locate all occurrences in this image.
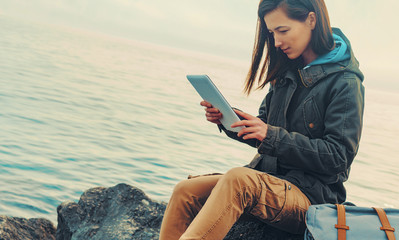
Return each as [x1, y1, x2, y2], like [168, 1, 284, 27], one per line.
[222, 167, 255, 185]
[172, 179, 191, 197]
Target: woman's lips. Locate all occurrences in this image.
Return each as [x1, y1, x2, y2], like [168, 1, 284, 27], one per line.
[282, 47, 290, 53]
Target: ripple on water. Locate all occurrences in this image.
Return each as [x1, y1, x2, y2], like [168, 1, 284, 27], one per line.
[4, 201, 50, 215]
[52, 157, 79, 163]
[16, 115, 47, 125]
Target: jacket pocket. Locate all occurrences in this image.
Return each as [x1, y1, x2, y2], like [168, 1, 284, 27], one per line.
[302, 97, 323, 138]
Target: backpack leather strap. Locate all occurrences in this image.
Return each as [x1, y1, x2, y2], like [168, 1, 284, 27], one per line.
[373, 207, 396, 240]
[335, 204, 349, 240]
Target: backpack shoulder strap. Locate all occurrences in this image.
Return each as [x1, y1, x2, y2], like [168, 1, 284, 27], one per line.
[335, 204, 350, 240]
[373, 207, 396, 240]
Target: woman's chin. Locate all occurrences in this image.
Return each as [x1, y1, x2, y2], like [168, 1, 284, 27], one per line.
[285, 53, 300, 60]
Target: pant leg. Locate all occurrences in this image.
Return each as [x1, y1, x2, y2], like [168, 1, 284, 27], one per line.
[159, 174, 222, 240]
[180, 167, 263, 240]
[248, 172, 311, 234]
[180, 167, 311, 239]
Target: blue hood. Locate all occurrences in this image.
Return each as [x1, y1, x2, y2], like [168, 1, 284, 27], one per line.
[298, 28, 364, 88]
[304, 33, 351, 69]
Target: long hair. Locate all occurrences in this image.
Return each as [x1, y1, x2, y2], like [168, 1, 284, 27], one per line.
[244, 0, 335, 94]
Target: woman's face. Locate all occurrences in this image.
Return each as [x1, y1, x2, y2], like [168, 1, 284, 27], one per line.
[264, 8, 317, 64]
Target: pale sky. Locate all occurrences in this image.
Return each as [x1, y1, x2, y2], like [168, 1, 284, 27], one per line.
[1, 0, 399, 89]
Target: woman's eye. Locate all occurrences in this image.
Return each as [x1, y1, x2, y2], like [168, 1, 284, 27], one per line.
[279, 30, 288, 33]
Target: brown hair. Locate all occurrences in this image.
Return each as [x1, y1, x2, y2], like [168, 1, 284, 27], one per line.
[244, 0, 335, 94]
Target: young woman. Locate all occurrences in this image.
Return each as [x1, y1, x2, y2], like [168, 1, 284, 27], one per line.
[160, 0, 364, 239]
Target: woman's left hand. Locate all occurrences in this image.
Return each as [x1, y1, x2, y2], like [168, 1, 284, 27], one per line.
[231, 109, 268, 141]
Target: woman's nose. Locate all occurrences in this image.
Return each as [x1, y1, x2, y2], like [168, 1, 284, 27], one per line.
[274, 37, 282, 48]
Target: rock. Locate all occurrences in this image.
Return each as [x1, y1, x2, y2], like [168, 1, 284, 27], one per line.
[56, 183, 303, 240]
[56, 183, 166, 240]
[227, 215, 303, 240]
[0, 215, 56, 240]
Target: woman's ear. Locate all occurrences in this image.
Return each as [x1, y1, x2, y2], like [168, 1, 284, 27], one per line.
[308, 12, 316, 30]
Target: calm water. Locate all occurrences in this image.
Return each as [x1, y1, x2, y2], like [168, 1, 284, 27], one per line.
[1, 16, 398, 223]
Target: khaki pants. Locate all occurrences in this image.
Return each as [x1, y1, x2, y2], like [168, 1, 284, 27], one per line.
[159, 167, 310, 240]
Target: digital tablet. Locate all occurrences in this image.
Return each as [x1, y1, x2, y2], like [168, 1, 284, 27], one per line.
[186, 75, 244, 132]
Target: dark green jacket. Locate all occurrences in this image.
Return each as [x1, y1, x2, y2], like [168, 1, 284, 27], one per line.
[222, 28, 365, 204]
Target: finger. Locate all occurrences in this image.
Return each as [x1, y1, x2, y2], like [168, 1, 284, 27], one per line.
[231, 119, 253, 128]
[209, 119, 221, 124]
[234, 109, 255, 120]
[200, 101, 212, 108]
[206, 112, 222, 118]
[237, 128, 261, 140]
[236, 126, 257, 137]
[208, 118, 222, 123]
[205, 108, 220, 113]
[241, 132, 258, 140]
[231, 121, 244, 128]
[206, 115, 222, 123]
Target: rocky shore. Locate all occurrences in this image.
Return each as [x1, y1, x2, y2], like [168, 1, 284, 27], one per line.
[0, 183, 302, 240]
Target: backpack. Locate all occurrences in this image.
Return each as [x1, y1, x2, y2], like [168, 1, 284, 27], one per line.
[305, 204, 399, 239]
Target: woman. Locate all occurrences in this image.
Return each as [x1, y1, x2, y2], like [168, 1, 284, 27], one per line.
[160, 0, 364, 239]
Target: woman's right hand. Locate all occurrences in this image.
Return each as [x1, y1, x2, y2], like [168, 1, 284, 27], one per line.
[200, 101, 222, 125]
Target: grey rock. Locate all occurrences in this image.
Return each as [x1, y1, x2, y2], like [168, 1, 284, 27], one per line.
[56, 183, 166, 240]
[0, 215, 56, 240]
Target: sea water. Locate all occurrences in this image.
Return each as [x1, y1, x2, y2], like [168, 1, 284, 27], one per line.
[1, 16, 398, 223]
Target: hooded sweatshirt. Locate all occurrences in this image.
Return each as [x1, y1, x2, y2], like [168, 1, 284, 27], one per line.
[305, 33, 351, 68]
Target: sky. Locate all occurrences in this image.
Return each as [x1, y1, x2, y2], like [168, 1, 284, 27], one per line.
[1, 0, 399, 90]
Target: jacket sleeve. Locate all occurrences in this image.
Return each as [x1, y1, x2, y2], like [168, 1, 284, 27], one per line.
[258, 76, 364, 176]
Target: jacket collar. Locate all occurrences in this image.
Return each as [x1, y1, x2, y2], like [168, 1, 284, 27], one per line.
[278, 67, 327, 88]
[277, 64, 340, 88]
[298, 65, 328, 88]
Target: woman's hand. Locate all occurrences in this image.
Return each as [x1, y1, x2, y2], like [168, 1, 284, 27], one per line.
[231, 109, 268, 141]
[200, 101, 222, 124]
